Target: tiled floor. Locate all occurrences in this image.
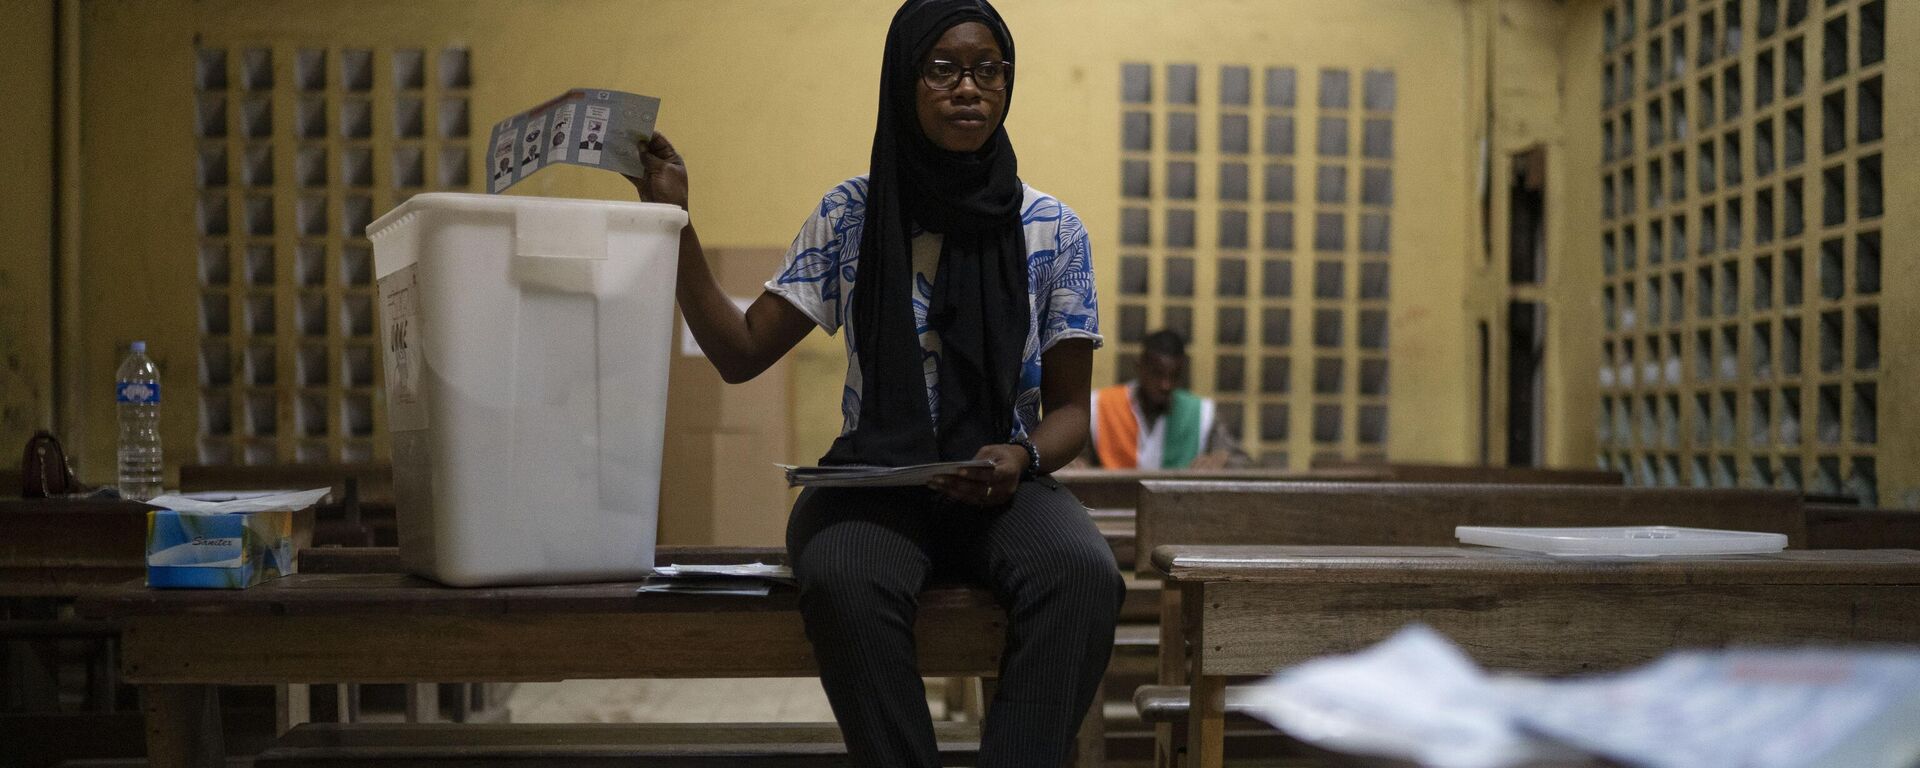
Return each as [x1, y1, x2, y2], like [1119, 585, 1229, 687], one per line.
[505, 677, 953, 723]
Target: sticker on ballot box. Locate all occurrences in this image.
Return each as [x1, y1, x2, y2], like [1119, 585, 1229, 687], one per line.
[379, 262, 428, 432]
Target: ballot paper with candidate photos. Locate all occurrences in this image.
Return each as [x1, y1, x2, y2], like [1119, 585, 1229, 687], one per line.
[487, 88, 660, 193]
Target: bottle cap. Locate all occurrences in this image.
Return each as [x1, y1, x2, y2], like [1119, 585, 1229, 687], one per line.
[131, 341, 146, 353]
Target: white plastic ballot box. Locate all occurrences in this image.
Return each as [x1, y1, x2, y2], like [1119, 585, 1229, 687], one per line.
[366, 193, 686, 586]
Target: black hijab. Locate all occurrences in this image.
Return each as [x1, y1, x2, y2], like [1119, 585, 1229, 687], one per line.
[821, 0, 1029, 466]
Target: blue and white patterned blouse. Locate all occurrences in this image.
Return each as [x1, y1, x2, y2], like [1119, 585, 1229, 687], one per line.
[765, 176, 1102, 440]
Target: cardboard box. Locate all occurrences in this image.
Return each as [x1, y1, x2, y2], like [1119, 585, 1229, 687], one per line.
[659, 246, 795, 546]
[145, 507, 314, 589]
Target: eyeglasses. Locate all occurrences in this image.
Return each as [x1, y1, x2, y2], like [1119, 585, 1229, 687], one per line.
[921, 59, 1013, 91]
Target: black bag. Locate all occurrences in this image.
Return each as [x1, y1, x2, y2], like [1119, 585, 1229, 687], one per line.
[21, 430, 80, 498]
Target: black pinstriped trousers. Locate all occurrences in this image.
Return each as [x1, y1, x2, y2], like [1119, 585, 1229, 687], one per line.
[787, 479, 1124, 768]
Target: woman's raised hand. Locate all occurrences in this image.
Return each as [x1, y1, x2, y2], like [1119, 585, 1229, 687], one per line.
[628, 131, 689, 211]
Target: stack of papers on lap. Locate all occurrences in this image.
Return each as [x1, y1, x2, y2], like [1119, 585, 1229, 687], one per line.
[780, 461, 991, 488]
[637, 562, 795, 597]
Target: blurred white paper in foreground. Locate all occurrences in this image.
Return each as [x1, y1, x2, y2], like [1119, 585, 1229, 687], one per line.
[1238, 625, 1561, 768]
[1240, 624, 1920, 768]
[1503, 647, 1920, 768]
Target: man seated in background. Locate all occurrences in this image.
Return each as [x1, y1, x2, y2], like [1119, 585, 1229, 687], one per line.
[1085, 329, 1247, 469]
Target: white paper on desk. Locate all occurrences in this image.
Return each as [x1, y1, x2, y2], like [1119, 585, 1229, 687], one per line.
[656, 562, 795, 585]
[1238, 624, 1561, 768]
[1502, 648, 1920, 768]
[146, 487, 330, 514]
[639, 562, 794, 596]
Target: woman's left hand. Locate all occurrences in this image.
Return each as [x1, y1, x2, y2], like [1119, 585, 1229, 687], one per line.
[930, 443, 1027, 507]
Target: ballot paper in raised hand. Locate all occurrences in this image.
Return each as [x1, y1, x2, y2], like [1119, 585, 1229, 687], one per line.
[780, 461, 994, 488]
[487, 88, 660, 193]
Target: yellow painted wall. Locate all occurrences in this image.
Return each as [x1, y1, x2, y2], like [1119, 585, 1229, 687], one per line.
[1554, 1, 1607, 471]
[58, 0, 1481, 484]
[1885, 0, 1920, 508]
[0, 1, 57, 454]
[1474, 0, 1603, 469]
[30, 0, 1908, 510]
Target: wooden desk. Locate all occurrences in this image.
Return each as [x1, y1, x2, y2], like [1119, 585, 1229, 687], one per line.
[1307, 459, 1624, 486]
[1094, 513, 1137, 568]
[1061, 463, 1623, 514]
[1155, 544, 1920, 768]
[1806, 504, 1920, 549]
[80, 546, 1102, 768]
[1, 498, 156, 763]
[0, 498, 154, 597]
[1135, 482, 1808, 684]
[1134, 482, 1809, 575]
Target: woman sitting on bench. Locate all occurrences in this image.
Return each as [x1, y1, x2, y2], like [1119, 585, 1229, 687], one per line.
[631, 1, 1122, 765]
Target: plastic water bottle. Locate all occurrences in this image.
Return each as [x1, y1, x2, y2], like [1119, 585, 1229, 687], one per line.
[116, 341, 163, 501]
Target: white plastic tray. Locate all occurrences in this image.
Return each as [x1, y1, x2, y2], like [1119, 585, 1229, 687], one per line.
[1455, 526, 1788, 557]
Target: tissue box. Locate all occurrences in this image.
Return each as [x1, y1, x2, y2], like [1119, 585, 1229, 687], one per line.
[145, 507, 315, 589]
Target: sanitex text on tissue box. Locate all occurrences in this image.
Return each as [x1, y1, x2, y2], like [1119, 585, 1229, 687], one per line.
[144, 490, 324, 589]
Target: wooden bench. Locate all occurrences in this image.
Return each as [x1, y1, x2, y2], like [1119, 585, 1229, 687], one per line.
[252, 721, 982, 767]
[1091, 507, 1136, 568]
[1308, 459, 1624, 486]
[1054, 467, 1386, 510]
[1158, 544, 1920, 768]
[0, 498, 155, 598]
[4, 497, 338, 763]
[1, 498, 159, 767]
[78, 545, 1104, 768]
[1806, 504, 1920, 550]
